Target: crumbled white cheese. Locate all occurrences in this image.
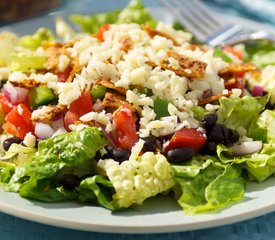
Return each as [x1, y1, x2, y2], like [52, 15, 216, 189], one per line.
[9, 71, 28, 82]
[57, 54, 70, 72]
[47, 80, 81, 106]
[23, 133, 36, 148]
[80, 110, 112, 126]
[129, 139, 145, 161]
[29, 72, 58, 84]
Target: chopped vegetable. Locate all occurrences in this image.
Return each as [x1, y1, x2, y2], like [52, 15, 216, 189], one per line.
[164, 128, 207, 153]
[113, 103, 138, 150]
[153, 97, 170, 119]
[98, 152, 175, 208]
[29, 86, 57, 109]
[10, 53, 46, 73]
[90, 85, 106, 99]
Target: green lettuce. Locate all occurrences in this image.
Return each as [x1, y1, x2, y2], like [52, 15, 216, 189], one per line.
[10, 53, 47, 73]
[172, 156, 245, 213]
[38, 126, 106, 166]
[217, 143, 275, 182]
[256, 110, 275, 143]
[216, 109, 275, 182]
[70, 0, 156, 34]
[19, 28, 54, 50]
[78, 175, 118, 211]
[2, 127, 106, 202]
[217, 95, 268, 138]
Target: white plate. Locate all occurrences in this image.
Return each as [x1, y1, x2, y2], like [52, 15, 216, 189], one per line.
[1, 1, 275, 234]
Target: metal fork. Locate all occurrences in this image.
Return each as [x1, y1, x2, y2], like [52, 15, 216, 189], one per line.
[159, 0, 275, 46]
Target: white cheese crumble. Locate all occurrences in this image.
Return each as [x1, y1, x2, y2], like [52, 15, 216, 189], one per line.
[57, 54, 70, 72]
[23, 133, 36, 148]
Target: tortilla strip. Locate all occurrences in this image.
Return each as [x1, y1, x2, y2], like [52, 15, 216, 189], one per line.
[31, 104, 67, 122]
[43, 42, 71, 71]
[65, 60, 82, 83]
[94, 78, 126, 94]
[218, 63, 258, 79]
[198, 91, 232, 105]
[143, 25, 180, 46]
[102, 91, 128, 109]
[10, 79, 41, 88]
[120, 36, 133, 53]
[160, 51, 207, 79]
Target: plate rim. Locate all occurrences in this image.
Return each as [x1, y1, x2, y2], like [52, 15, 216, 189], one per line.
[1, 5, 275, 234]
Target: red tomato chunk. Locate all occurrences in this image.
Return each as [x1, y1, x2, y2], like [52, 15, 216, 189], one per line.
[164, 128, 206, 153]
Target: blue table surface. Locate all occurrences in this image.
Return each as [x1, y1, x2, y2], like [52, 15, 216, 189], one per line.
[1, 0, 275, 239]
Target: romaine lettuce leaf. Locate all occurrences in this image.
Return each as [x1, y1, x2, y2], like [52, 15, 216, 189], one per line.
[251, 51, 275, 68]
[70, 0, 156, 34]
[10, 53, 47, 73]
[217, 95, 268, 138]
[17, 162, 78, 202]
[217, 143, 275, 182]
[19, 28, 54, 50]
[257, 109, 275, 143]
[78, 175, 118, 211]
[38, 126, 106, 166]
[1, 127, 106, 202]
[172, 157, 244, 213]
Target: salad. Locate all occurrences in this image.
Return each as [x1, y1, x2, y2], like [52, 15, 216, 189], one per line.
[0, 0, 275, 214]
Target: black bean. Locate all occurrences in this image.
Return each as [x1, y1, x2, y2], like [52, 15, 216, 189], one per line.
[56, 174, 81, 190]
[167, 147, 195, 163]
[112, 149, 131, 163]
[201, 113, 218, 127]
[3, 137, 22, 151]
[142, 135, 157, 152]
[208, 124, 228, 143]
[199, 140, 217, 155]
[225, 129, 240, 145]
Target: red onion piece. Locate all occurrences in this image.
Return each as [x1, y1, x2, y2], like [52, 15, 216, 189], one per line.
[51, 114, 65, 131]
[2, 83, 28, 104]
[95, 122, 117, 148]
[252, 85, 264, 97]
[35, 122, 55, 140]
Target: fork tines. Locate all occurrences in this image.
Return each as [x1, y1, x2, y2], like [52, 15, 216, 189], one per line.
[160, 0, 242, 46]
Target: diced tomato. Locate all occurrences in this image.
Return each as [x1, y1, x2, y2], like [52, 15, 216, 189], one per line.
[164, 128, 207, 153]
[97, 24, 110, 42]
[223, 45, 243, 59]
[57, 66, 72, 82]
[0, 93, 14, 114]
[64, 91, 93, 130]
[113, 103, 138, 150]
[3, 103, 34, 139]
[2, 122, 20, 138]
